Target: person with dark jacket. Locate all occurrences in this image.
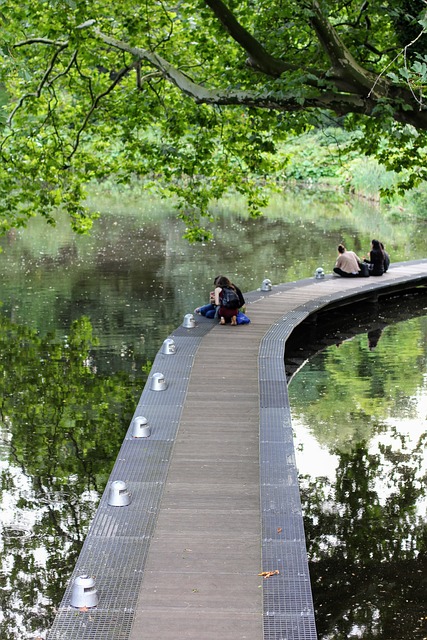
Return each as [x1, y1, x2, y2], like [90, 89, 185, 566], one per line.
[380, 242, 390, 272]
[364, 239, 385, 276]
[195, 275, 245, 319]
[214, 276, 244, 325]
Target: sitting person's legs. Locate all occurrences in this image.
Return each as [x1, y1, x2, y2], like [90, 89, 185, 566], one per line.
[195, 303, 215, 316]
[333, 267, 358, 277]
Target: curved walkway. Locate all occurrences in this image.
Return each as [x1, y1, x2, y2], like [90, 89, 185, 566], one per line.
[48, 260, 427, 640]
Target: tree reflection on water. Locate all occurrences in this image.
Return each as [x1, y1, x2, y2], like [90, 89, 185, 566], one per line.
[302, 441, 426, 640]
[0, 316, 141, 638]
[288, 291, 427, 640]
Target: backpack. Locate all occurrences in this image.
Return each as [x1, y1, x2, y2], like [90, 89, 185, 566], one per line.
[221, 286, 240, 309]
[358, 261, 370, 277]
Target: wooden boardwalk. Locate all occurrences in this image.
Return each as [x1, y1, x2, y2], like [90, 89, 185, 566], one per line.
[48, 260, 427, 640]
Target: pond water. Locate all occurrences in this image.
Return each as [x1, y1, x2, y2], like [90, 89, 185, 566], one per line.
[288, 293, 427, 640]
[0, 189, 426, 639]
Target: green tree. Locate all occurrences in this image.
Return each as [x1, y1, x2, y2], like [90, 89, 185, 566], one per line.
[1, 0, 427, 239]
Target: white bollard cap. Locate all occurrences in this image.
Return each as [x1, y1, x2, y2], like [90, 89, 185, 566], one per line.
[161, 338, 176, 354]
[315, 267, 325, 279]
[182, 313, 196, 328]
[131, 416, 151, 438]
[108, 480, 132, 507]
[150, 372, 167, 391]
[70, 574, 99, 608]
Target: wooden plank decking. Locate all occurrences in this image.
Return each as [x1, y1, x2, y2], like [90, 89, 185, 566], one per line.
[48, 260, 427, 640]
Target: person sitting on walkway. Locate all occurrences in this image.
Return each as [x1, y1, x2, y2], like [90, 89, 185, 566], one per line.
[194, 276, 245, 319]
[214, 276, 241, 325]
[380, 242, 390, 272]
[196, 276, 245, 320]
[364, 239, 385, 276]
[333, 244, 362, 277]
[195, 276, 221, 318]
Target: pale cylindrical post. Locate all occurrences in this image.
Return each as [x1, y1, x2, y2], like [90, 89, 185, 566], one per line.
[108, 480, 132, 507]
[70, 574, 99, 609]
[132, 416, 151, 438]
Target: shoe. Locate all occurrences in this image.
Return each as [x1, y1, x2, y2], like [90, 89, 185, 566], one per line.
[231, 315, 237, 326]
[220, 317, 225, 325]
[194, 308, 201, 315]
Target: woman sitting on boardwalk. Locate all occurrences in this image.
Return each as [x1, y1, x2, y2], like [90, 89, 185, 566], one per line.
[333, 244, 362, 277]
[364, 239, 385, 276]
[195, 276, 221, 318]
[214, 276, 241, 325]
[381, 242, 390, 272]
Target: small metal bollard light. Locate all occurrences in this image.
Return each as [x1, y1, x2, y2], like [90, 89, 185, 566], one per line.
[182, 313, 196, 328]
[108, 480, 132, 507]
[315, 267, 325, 279]
[70, 574, 99, 609]
[161, 338, 176, 354]
[261, 278, 272, 291]
[150, 372, 167, 391]
[131, 416, 151, 438]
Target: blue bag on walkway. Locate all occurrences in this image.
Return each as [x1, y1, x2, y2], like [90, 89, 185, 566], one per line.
[236, 311, 250, 324]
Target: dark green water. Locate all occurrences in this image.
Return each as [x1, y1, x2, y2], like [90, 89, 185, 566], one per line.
[0, 191, 425, 638]
[288, 293, 427, 640]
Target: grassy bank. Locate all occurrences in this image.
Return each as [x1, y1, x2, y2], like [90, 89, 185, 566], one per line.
[276, 127, 427, 221]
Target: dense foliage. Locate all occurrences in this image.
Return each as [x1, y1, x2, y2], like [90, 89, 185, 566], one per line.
[1, 0, 427, 239]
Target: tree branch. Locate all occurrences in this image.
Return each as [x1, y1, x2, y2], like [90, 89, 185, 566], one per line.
[48, 50, 78, 87]
[7, 42, 69, 126]
[13, 37, 68, 48]
[308, 0, 389, 96]
[94, 28, 427, 129]
[202, 0, 290, 76]
[368, 29, 427, 108]
[202, 0, 384, 95]
[66, 63, 133, 163]
[94, 29, 371, 111]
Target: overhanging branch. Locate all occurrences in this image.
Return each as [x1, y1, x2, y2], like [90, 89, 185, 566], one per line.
[13, 37, 68, 48]
[66, 64, 133, 163]
[309, 0, 389, 96]
[202, 0, 292, 77]
[8, 21, 427, 136]
[202, 0, 390, 97]
[94, 29, 374, 111]
[7, 42, 69, 126]
[93, 29, 427, 128]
